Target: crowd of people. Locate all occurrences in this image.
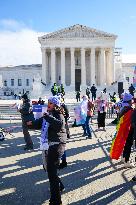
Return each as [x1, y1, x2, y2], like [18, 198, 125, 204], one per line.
[2, 82, 136, 205]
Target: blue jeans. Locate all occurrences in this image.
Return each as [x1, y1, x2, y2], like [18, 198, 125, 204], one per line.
[82, 116, 91, 136]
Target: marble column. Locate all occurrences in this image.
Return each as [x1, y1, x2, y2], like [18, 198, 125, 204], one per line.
[41, 48, 46, 84]
[100, 48, 105, 86]
[81, 47, 86, 87]
[60, 47, 65, 85]
[90, 47, 96, 85]
[107, 48, 114, 85]
[51, 47, 56, 84]
[70, 47, 75, 87]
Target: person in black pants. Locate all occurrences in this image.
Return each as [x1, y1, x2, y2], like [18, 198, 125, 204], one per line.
[76, 91, 80, 102]
[119, 93, 134, 168]
[27, 96, 67, 205]
[18, 93, 33, 150]
[90, 84, 97, 101]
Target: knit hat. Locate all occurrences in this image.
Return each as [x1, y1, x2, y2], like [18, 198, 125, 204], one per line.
[123, 93, 133, 102]
[48, 96, 61, 107]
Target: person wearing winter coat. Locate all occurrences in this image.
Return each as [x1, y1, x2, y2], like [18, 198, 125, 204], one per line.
[27, 96, 66, 205]
[119, 93, 135, 168]
[18, 93, 33, 150]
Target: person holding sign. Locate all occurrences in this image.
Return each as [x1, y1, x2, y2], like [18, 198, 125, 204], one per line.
[27, 96, 67, 205]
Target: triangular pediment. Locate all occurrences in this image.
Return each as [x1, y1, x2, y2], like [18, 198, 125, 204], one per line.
[41, 24, 117, 40]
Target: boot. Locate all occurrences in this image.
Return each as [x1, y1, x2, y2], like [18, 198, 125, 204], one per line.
[59, 161, 67, 169]
[24, 144, 33, 150]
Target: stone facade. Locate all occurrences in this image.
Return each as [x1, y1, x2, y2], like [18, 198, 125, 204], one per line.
[122, 63, 136, 85]
[0, 64, 41, 95]
[0, 63, 135, 96]
[38, 24, 117, 90]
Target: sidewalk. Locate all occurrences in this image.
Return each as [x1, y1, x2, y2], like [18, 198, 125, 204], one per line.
[0, 118, 136, 205]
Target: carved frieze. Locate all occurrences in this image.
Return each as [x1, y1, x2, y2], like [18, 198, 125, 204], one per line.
[40, 24, 117, 40]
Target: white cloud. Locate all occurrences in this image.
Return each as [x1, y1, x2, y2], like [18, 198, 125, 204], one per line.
[0, 19, 26, 31]
[0, 19, 46, 67]
[0, 19, 136, 67]
[122, 54, 136, 63]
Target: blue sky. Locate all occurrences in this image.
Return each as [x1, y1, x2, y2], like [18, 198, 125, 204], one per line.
[0, 0, 136, 66]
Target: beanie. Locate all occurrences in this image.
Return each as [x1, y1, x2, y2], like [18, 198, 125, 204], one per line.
[48, 96, 61, 107]
[123, 93, 133, 102]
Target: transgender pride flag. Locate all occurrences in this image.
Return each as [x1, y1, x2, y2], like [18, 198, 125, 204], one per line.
[133, 66, 136, 87]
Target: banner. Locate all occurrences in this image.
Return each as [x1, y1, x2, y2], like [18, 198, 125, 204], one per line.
[110, 109, 133, 160]
[32, 105, 47, 119]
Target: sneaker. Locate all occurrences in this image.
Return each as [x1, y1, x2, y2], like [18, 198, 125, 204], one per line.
[124, 161, 135, 168]
[87, 135, 92, 139]
[82, 133, 87, 136]
[49, 200, 62, 205]
[24, 144, 33, 150]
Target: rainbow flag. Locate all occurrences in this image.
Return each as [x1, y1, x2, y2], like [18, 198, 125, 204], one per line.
[110, 109, 133, 160]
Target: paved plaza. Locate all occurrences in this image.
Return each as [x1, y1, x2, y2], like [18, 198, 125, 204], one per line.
[0, 114, 136, 205]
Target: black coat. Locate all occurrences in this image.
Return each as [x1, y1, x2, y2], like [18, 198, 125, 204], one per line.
[19, 101, 34, 122]
[32, 109, 67, 144]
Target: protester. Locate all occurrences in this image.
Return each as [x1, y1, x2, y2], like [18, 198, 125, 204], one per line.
[119, 93, 135, 168]
[80, 95, 93, 138]
[129, 84, 135, 96]
[38, 97, 45, 105]
[27, 96, 67, 205]
[18, 93, 33, 150]
[76, 91, 80, 102]
[58, 96, 70, 169]
[90, 84, 97, 101]
[95, 93, 108, 131]
[110, 93, 135, 168]
[86, 87, 90, 99]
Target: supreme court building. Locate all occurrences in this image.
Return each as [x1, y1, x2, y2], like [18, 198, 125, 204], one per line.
[38, 24, 117, 90]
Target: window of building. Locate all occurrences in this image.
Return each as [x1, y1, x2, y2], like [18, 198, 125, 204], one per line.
[26, 79, 29, 86]
[4, 80, 7, 86]
[11, 79, 14, 86]
[126, 77, 129, 82]
[18, 79, 22, 86]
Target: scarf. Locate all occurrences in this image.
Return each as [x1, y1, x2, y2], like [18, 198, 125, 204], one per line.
[40, 118, 49, 150]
